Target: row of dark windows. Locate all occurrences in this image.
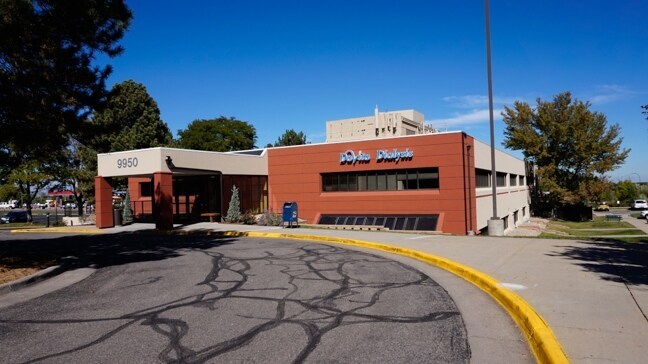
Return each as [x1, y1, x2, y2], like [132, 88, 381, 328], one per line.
[475, 168, 527, 188]
[322, 168, 440, 192]
[143, 168, 526, 194]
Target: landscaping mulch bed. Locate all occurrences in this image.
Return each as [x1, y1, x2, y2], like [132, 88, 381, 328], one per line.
[0, 256, 56, 285]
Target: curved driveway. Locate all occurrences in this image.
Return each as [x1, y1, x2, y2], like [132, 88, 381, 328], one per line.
[0, 236, 470, 363]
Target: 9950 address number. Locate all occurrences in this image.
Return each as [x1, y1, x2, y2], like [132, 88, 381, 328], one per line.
[117, 157, 138, 169]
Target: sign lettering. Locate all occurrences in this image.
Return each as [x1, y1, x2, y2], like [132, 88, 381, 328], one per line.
[376, 148, 414, 163]
[117, 157, 139, 169]
[340, 150, 370, 165]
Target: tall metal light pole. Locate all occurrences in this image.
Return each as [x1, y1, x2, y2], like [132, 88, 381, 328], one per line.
[485, 0, 503, 235]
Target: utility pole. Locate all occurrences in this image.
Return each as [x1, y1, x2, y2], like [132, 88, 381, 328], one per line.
[485, 0, 504, 236]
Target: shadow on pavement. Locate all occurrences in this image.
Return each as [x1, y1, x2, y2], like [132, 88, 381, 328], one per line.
[549, 239, 648, 286]
[0, 230, 236, 272]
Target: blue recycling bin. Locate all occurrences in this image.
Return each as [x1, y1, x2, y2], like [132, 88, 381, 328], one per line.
[282, 202, 298, 228]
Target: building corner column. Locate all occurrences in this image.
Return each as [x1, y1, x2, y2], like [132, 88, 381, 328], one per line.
[154, 172, 173, 230]
[95, 176, 113, 228]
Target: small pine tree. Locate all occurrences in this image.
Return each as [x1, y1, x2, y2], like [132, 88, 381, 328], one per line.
[122, 191, 133, 223]
[226, 185, 242, 222]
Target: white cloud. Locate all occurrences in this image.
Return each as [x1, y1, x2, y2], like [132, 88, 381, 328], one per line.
[589, 84, 634, 105]
[442, 95, 518, 108]
[426, 109, 502, 127]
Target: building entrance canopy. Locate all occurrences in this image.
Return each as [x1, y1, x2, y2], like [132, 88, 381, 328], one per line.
[97, 147, 268, 178]
[95, 147, 268, 230]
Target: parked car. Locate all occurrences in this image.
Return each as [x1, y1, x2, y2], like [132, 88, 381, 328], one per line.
[631, 199, 648, 210]
[0, 211, 29, 224]
[0, 200, 19, 209]
[593, 203, 610, 211]
[641, 210, 648, 219]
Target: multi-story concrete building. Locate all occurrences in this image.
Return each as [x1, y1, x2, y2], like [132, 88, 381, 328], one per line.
[326, 107, 435, 142]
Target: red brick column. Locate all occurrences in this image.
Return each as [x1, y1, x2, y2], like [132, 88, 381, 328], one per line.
[153, 172, 173, 230]
[95, 176, 114, 228]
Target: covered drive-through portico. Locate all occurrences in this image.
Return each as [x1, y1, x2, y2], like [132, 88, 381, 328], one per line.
[95, 147, 268, 230]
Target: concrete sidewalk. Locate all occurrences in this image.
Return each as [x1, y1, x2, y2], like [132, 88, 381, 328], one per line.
[173, 222, 648, 364]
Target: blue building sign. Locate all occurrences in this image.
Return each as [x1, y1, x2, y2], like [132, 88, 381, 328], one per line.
[340, 150, 370, 165]
[376, 148, 414, 163]
[340, 148, 413, 165]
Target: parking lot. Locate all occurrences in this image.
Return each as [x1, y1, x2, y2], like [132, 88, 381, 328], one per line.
[0, 235, 476, 363]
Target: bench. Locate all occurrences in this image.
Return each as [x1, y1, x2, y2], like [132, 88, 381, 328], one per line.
[604, 214, 622, 222]
[200, 212, 220, 223]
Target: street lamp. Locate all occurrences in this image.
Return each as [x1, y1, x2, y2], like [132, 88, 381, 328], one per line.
[485, 0, 503, 236]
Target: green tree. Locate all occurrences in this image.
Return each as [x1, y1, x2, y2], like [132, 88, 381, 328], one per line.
[273, 129, 307, 147]
[177, 117, 257, 151]
[0, 0, 132, 160]
[51, 139, 97, 216]
[616, 180, 639, 205]
[225, 185, 242, 222]
[0, 183, 19, 202]
[502, 92, 630, 212]
[122, 191, 133, 223]
[80, 79, 173, 194]
[91, 80, 173, 152]
[8, 160, 54, 222]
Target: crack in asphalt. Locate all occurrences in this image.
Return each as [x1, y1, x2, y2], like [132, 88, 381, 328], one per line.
[0, 239, 469, 363]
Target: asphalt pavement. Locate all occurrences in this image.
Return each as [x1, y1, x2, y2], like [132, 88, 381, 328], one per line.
[0, 236, 496, 363]
[1, 214, 647, 363]
[174, 218, 648, 364]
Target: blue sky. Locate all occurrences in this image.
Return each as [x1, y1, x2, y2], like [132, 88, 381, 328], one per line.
[104, 1, 647, 181]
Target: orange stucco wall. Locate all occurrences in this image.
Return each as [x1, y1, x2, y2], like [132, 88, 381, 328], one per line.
[267, 133, 476, 235]
[95, 176, 113, 228]
[153, 172, 173, 230]
[128, 177, 153, 217]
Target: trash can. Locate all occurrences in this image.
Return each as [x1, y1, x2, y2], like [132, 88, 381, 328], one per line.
[113, 208, 123, 226]
[282, 202, 298, 228]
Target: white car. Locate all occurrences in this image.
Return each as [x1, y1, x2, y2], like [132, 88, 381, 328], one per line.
[641, 210, 648, 219]
[631, 199, 648, 210]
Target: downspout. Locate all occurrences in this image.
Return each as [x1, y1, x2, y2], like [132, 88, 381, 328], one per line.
[462, 136, 469, 235]
[467, 144, 474, 235]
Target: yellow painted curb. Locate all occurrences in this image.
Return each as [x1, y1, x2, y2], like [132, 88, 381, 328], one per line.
[221, 230, 569, 364]
[10, 228, 105, 234]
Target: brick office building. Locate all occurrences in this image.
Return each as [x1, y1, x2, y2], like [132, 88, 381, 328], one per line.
[95, 131, 530, 235]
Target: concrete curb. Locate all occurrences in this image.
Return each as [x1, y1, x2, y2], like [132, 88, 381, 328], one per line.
[10, 228, 104, 234]
[0, 264, 66, 295]
[221, 230, 569, 364]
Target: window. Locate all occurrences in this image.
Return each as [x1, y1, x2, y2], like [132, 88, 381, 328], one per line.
[386, 172, 397, 190]
[338, 174, 349, 191]
[376, 173, 387, 190]
[513, 210, 519, 225]
[475, 169, 490, 188]
[322, 174, 336, 192]
[140, 182, 153, 197]
[321, 167, 440, 192]
[510, 174, 517, 187]
[418, 169, 440, 189]
[348, 173, 358, 191]
[367, 173, 377, 191]
[496, 172, 507, 187]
